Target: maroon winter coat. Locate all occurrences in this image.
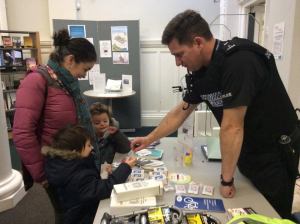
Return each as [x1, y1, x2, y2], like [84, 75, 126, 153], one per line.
[13, 71, 77, 182]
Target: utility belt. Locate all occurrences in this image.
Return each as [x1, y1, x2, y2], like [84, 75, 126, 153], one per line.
[278, 113, 300, 178]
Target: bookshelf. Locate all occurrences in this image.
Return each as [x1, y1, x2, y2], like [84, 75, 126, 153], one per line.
[0, 30, 41, 139]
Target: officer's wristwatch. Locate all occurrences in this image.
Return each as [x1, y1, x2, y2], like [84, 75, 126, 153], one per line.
[220, 175, 234, 186]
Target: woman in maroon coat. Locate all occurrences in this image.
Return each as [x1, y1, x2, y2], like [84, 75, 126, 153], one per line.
[13, 29, 97, 224]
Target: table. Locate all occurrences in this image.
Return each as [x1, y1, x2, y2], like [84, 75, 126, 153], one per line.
[83, 90, 136, 113]
[93, 137, 279, 224]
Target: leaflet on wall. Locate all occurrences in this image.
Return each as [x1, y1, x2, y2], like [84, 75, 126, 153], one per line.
[113, 52, 129, 64]
[111, 26, 128, 51]
[68, 25, 86, 38]
[87, 64, 100, 84]
[86, 37, 94, 45]
[273, 22, 285, 60]
[122, 74, 132, 92]
[99, 40, 112, 58]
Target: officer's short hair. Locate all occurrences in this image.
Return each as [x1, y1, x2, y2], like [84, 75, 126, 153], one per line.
[162, 9, 213, 45]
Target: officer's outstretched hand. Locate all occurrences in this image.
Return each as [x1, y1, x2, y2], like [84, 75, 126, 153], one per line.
[220, 185, 236, 198]
[130, 137, 151, 151]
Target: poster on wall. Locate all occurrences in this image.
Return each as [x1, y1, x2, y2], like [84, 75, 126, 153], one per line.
[111, 26, 128, 51]
[86, 37, 94, 45]
[68, 25, 86, 38]
[273, 22, 285, 60]
[122, 74, 132, 92]
[99, 40, 112, 58]
[113, 52, 129, 64]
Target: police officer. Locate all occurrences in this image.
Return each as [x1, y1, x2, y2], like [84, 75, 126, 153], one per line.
[131, 10, 300, 220]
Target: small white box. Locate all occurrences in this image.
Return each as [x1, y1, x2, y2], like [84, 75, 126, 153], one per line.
[110, 190, 156, 214]
[113, 179, 163, 201]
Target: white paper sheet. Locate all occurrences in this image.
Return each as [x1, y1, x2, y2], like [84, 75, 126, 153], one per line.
[122, 74, 132, 92]
[99, 40, 112, 58]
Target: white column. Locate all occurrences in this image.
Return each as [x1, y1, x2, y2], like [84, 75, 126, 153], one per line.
[0, 82, 25, 212]
[0, 0, 8, 30]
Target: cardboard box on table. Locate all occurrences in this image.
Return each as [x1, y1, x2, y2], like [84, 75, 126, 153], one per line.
[113, 179, 163, 201]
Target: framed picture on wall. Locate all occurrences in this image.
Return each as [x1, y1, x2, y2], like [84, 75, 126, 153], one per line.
[68, 25, 86, 38]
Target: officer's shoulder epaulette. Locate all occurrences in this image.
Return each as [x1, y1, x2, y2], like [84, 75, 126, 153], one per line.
[222, 37, 273, 60]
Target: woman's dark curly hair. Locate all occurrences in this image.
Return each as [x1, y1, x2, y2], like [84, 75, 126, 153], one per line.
[50, 29, 97, 64]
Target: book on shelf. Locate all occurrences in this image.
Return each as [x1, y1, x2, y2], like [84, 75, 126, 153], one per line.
[2, 36, 13, 48]
[5, 92, 16, 110]
[3, 96, 8, 110]
[6, 116, 12, 130]
[23, 36, 33, 48]
[12, 36, 22, 48]
[0, 49, 24, 67]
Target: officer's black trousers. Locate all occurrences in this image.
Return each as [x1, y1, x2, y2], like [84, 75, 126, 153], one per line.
[238, 140, 299, 220]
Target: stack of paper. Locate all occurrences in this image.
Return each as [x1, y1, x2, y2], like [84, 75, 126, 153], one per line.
[135, 148, 164, 160]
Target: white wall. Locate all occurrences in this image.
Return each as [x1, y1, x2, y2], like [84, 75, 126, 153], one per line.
[287, 0, 300, 108]
[3, 0, 220, 126]
[0, 0, 7, 30]
[216, 0, 241, 40]
[47, 0, 220, 125]
[3, 0, 299, 120]
[263, 0, 296, 90]
[48, 0, 220, 41]
[222, 0, 299, 108]
[5, 0, 51, 41]
[140, 42, 186, 125]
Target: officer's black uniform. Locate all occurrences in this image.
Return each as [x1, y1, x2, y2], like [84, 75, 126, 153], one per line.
[183, 37, 300, 219]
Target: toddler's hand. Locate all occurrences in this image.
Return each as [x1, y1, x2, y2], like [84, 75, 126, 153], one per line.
[123, 156, 137, 168]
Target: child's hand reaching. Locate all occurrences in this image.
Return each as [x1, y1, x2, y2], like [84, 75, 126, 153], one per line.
[100, 162, 112, 179]
[104, 164, 113, 174]
[123, 156, 137, 168]
[107, 126, 118, 135]
[102, 126, 118, 138]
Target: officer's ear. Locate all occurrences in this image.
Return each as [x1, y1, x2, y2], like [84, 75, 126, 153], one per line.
[193, 36, 205, 49]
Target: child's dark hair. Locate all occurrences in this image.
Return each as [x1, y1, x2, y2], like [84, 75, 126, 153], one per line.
[89, 102, 113, 124]
[51, 125, 92, 152]
[50, 29, 97, 64]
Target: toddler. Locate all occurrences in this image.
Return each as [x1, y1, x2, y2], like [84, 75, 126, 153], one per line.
[90, 102, 131, 165]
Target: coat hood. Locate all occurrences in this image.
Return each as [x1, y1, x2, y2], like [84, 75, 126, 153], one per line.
[42, 146, 94, 186]
[41, 146, 82, 160]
